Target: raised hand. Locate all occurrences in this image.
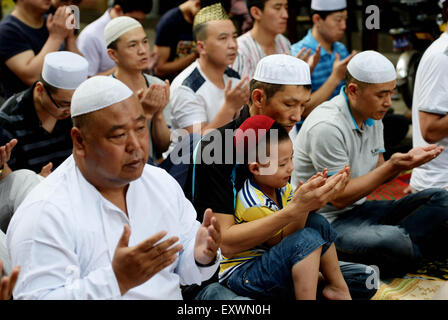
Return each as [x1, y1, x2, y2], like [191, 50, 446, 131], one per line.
[296, 45, 321, 74]
[138, 80, 170, 117]
[112, 225, 183, 295]
[224, 76, 250, 111]
[332, 51, 357, 82]
[0, 261, 20, 300]
[39, 162, 53, 178]
[194, 209, 221, 266]
[0, 138, 17, 169]
[390, 144, 444, 172]
[46, 6, 72, 41]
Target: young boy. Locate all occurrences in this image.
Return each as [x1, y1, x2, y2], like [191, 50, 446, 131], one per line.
[218, 115, 351, 300]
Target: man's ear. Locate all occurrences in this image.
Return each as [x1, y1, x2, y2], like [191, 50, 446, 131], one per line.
[251, 88, 266, 112]
[196, 40, 205, 55]
[249, 6, 263, 21]
[34, 81, 44, 97]
[312, 13, 322, 25]
[107, 48, 119, 64]
[71, 127, 86, 158]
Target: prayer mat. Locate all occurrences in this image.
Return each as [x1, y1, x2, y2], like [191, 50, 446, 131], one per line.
[366, 172, 448, 300]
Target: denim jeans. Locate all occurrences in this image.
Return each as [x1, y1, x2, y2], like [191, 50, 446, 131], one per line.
[331, 188, 448, 277]
[222, 213, 338, 299]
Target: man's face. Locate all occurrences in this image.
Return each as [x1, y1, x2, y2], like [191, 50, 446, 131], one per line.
[112, 27, 150, 71]
[80, 96, 149, 188]
[123, 11, 147, 23]
[259, 85, 311, 132]
[51, 0, 82, 8]
[24, 0, 52, 13]
[315, 10, 348, 43]
[254, 138, 294, 187]
[350, 80, 396, 121]
[200, 20, 238, 67]
[39, 83, 75, 120]
[257, 0, 289, 35]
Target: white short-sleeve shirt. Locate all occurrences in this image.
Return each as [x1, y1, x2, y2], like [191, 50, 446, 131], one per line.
[410, 32, 448, 191]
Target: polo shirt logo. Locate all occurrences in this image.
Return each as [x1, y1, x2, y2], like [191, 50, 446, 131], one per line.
[371, 148, 381, 156]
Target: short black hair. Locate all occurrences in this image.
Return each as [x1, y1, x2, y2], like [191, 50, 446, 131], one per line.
[443, 1, 448, 22]
[246, 0, 268, 18]
[249, 79, 312, 104]
[113, 0, 153, 14]
[39, 76, 59, 94]
[311, 9, 346, 20]
[193, 22, 208, 42]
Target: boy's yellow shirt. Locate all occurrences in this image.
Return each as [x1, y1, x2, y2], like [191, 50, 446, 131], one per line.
[218, 178, 294, 282]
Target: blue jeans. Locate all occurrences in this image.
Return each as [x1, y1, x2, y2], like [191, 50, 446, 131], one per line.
[223, 213, 338, 299]
[331, 188, 448, 277]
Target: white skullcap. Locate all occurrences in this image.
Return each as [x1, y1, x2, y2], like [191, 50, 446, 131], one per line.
[71, 76, 133, 118]
[311, 0, 347, 11]
[104, 16, 142, 47]
[253, 54, 311, 85]
[347, 51, 396, 84]
[42, 51, 88, 90]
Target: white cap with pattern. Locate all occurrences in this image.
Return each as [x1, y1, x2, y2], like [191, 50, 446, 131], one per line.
[104, 16, 142, 47]
[253, 54, 311, 85]
[42, 51, 88, 90]
[311, 0, 347, 11]
[71, 76, 133, 118]
[347, 51, 396, 84]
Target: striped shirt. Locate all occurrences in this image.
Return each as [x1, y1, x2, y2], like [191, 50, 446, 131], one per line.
[218, 179, 294, 282]
[291, 29, 349, 98]
[0, 83, 73, 173]
[231, 32, 291, 79]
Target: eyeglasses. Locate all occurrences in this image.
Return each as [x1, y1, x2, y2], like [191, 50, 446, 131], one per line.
[43, 85, 70, 110]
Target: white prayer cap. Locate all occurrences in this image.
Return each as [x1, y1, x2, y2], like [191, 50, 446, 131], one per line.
[42, 51, 88, 90]
[253, 54, 311, 85]
[347, 51, 396, 84]
[71, 76, 133, 118]
[311, 0, 347, 11]
[104, 16, 142, 47]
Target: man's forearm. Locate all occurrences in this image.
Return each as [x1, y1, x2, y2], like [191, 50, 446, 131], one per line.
[155, 53, 197, 77]
[331, 160, 400, 209]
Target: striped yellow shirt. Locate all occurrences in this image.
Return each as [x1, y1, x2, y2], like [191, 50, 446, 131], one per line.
[219, 179, 294, 282]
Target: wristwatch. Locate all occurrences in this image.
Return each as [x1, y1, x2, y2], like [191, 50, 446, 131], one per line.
[0, 165, 3, 177]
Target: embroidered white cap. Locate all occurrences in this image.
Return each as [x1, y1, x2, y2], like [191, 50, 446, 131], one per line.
[71, 76, 133, 118]
[311, 0, 347, 11]
[104, 16, 142, 47]
[253, 54, 311, 85]
[42, 51, 88, 90]
[347, 51, 396, 84]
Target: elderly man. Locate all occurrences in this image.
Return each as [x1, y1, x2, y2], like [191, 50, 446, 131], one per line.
[7, 76, 221, 300]
[0, 51, 88, 174]
[185, 54, 377, 300]
[292, 50, 448, 277]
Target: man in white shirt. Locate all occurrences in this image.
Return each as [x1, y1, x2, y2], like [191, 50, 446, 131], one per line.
[76, 0, 153, 77]
[410, 0, 448, 192]
[7, 76, 221, 300]
[170, 3, 250, 136]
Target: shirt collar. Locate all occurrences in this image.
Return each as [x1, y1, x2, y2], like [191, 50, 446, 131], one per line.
[340, 85, 374, 131]
[304, 29, 332, 57]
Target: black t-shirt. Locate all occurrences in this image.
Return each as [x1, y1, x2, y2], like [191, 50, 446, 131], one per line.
[154, 7, 195, 79]
[184, 105, 252, 222]
[0, 15, 49, 99]
[0, 83, 73, 173]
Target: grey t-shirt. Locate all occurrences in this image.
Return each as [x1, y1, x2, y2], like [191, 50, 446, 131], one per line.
[292, 91, 385, 222]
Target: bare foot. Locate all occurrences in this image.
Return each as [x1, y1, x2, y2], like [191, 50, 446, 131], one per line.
[322, 284, 352, 300]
